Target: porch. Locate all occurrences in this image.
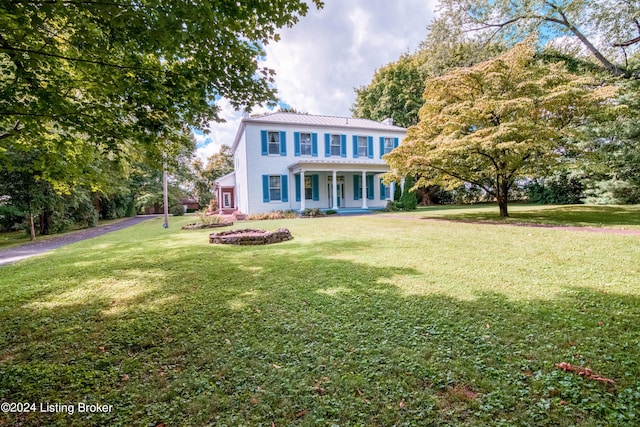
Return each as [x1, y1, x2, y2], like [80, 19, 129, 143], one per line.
[288, 160, 396, 212]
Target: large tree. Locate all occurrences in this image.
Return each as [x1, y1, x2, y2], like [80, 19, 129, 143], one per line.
[0, 1, 323, 184]
[385, 40, 619, 217]
[437, 0, 640, 78]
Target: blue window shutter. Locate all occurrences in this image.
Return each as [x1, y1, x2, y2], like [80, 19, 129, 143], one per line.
[353, 175, 360, 200]
[379, 137, 384, 159]
[295, 174, 301, 202]
[394, 137, 399, 148]
[262, 175, 270, 202]
[294, 132, 301, 156]
[311, 133, 318, 157]
[367, 136, 374, 158]
[281, 175, 288, 202]
[380, 178, 386, 200]
[352, 135, 359, 158]
[340, 134, 347, 158]
[312, 175, 319, 201]
[367, 175, 374, 200]
[324, 133, 330, 157]
[279, 131, 287, 156]
[261, 130, 268, 155]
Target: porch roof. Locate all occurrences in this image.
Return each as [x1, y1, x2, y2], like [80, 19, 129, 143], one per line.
[288, 159, 390, 174]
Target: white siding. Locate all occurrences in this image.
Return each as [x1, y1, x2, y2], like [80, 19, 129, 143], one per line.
[233, 115, 405, 214]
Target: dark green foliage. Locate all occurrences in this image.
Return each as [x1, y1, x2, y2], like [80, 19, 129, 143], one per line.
[526, 172, 585, 204]
[399, 175, 418, 211]
[0, 203, 25, 231]
[169, 204, 185, 217]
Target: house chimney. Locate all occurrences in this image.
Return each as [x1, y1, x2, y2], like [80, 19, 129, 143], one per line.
[381, 117, 393, 126]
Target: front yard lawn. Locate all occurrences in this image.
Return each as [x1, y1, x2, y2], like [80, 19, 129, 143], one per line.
[1, 211, 639, 426]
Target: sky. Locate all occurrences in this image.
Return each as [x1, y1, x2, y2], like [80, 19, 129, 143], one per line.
[195, 0, 438, 160]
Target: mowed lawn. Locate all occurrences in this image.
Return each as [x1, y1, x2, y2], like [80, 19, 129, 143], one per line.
[1, 206, 639, 426]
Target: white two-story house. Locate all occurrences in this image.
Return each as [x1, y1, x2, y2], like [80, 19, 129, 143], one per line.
[214, 112, 406, 215]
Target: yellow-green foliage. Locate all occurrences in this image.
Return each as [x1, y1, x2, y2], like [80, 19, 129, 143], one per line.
[385, 38, 620, 216]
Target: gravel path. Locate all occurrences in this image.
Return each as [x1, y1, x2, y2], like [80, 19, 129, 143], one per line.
[0, 215, 159, 266]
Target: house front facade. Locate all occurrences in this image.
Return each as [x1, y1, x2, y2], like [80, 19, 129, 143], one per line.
[225, 112, 406, 215]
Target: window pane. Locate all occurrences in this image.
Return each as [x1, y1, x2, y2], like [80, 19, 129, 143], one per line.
[270, 189, 281, 200]
[384, 137, 394, 154]
[330, 134, 341, 156]
[300, 133, 311, 155]
[304, 176, 312, 200]
[268, 131, 280, 154]
[358, 136, 368, 157]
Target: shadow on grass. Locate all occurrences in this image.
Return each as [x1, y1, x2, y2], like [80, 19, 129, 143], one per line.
[422, 205, 640, 228]
[0, 239, 639, 426]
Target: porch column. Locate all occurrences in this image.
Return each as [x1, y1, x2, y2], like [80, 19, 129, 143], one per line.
[389, 182, 395, 201]
[361, 171, 368, 209]
[299, 170, 306, 212]
[332, 170, 338, 210]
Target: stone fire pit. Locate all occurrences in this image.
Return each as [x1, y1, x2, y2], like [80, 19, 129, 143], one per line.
[209, 228, 293, 245]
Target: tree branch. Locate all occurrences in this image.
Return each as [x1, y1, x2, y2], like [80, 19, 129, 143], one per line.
[409, 157, 495, 196]
[613, 36, 640, 48]
[0, 121, 22, 140]
[0, 46, 163, 72]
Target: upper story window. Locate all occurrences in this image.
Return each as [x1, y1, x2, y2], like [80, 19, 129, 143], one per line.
[330, 134, 341, 156]
[380, 136, 399, 158]
[268, 131, 280, 155]
[383, 137, 395, 154]
[300, 133, 312, 156]
[358, 136, 368, 157]
[261, 130, 286, 156]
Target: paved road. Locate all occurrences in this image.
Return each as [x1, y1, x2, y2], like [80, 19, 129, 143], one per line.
[0, 215, 158, 266]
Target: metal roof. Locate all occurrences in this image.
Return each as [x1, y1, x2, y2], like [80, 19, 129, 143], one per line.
[243, 112, 406, 132]
[232, 112, 405, 153]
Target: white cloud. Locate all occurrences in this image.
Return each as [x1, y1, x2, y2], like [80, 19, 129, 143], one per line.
[198, 0, 437, 158]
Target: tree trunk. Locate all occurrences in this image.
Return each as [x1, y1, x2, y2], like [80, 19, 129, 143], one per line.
[39, 209, 50, 235]
[498, 197, 509, 217]
[497, 178, 510, 217]
[29, 212, 36, 241]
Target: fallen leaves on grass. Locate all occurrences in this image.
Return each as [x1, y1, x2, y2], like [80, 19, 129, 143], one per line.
[554, 362, 615, 384]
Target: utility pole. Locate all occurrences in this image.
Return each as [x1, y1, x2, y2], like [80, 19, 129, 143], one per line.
[163, 162, 169, 229]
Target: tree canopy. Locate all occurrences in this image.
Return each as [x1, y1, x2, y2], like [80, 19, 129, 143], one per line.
[436, 0, 640, 78]
[385, 40, 619, 217]
[0, 1, 323, 186]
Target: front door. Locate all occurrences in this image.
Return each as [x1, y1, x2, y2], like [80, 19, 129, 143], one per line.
[222, 191, 232, 208]
[328, 182, 344, 208]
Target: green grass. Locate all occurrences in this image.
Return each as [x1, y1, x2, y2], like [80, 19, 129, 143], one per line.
[1, 211, 639, 426]
[0, 218, 134, 250]
[391, 204, 640, 229]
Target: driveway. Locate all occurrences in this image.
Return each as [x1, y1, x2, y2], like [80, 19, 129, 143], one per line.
[0, 215, 158, 266]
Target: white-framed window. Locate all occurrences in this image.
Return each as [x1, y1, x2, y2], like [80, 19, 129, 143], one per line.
[330, 134, 341, 156]
[304, 176, 313, 200]
[268, 131, 280, 155]
[383, 137, 395, 155]
[300, 132, 312, 156]
[358, 136, 368, 157]
[269, 175, 281, 201]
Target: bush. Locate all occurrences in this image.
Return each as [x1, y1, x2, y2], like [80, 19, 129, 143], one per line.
[196, 210, 221, 225]
[0, 203, 25, 232]
[246, 210, 298, 221]
[525, 171, 585, 204]
[169, 205, 185, 216]
[302, 208, 322, 217]
[398, 176, 418, 211]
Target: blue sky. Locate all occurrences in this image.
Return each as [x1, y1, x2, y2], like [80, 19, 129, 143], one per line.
[196, 0, 437, 159]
